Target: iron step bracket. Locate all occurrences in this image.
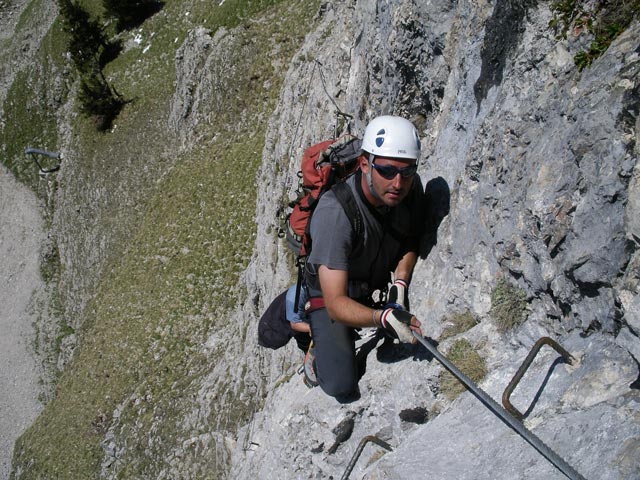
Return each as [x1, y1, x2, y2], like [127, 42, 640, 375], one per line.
[502, 336, 575, 421]
[341, 435, 393, 480]
[413, 332, 586, 480]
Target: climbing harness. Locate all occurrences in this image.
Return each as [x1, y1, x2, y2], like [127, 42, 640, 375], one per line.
[25, 147, 60, 175]
[413, 332, 586, 480]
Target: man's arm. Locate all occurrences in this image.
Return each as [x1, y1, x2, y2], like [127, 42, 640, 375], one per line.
[318, 265, 377, 328]
[318, 264, 422, 339]
[393, 249, 417, 284]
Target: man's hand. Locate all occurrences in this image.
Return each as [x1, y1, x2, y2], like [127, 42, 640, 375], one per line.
[380, 308, 421, 343]
[388, 279, 409, 310]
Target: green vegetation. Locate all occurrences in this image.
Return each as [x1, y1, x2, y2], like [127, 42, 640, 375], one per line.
[39, 240, 61, 284]
[490, 278, 528, 333]
[189, 0, 284, 30]
[8, 0, 319, 478]
[439, 339, 487, 400]
[550, 0, 640, 70]
[440, 310, 478, 341]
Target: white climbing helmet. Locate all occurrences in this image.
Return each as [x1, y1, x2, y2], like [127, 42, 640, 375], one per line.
[361, 115, 421, 160]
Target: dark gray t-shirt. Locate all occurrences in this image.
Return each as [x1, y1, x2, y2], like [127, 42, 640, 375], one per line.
[307, 172, 423, 298]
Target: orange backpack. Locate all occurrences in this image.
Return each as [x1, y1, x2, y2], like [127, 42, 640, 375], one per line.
[279, 136, 364, 316]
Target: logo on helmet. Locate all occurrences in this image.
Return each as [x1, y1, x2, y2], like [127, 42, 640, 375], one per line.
[375, 128, 386, 148]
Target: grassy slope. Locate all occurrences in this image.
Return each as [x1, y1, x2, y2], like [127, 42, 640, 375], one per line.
[8, 0, 318, 478]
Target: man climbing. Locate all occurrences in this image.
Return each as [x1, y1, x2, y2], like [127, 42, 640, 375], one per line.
[303, 115, 425, 402]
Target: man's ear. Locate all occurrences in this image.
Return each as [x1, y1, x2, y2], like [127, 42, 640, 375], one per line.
[358, 154, 369, 173]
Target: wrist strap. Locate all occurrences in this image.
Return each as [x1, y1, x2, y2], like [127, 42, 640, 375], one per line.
[394, 279, 408, 288]
[384, 302, 403, 311]
[372, 309, 380, 327]
[381, 308, 393, 329]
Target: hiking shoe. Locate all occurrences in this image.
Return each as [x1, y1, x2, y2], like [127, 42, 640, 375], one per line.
[303, 342, 318, 388]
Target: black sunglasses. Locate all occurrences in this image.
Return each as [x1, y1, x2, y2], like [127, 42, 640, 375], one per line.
[371, 162, 418, 179]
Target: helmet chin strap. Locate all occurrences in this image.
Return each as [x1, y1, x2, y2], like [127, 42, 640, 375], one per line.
[366, 153, 383, 203]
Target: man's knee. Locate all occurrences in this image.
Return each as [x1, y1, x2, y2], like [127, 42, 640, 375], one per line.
[318, 371, 359, 401]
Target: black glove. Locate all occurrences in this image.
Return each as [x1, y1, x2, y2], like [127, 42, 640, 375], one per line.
[380, 308, 415, 343]
[387, 279, 409, 311]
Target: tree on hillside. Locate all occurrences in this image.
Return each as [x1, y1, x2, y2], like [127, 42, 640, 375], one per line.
[57, 0, 107, 71]
[77, 69, 125, 131]
[57, 0, 125, 130]
[102, 0, 164, 32]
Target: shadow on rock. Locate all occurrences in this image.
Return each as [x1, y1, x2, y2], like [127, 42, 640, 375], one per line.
[354, 331, 435, 378]
[420, 176, 450, 259]
[376, 335, 435, 363]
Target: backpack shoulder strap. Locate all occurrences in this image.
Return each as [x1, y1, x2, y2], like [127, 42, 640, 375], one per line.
[298, 181, 364, 303]
[332, 182, 364, 255]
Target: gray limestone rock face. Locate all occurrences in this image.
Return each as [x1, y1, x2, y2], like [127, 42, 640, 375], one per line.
[230, 1, 639, 479]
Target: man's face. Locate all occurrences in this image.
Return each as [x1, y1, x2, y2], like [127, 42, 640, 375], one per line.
[360, 155, 416, 207]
